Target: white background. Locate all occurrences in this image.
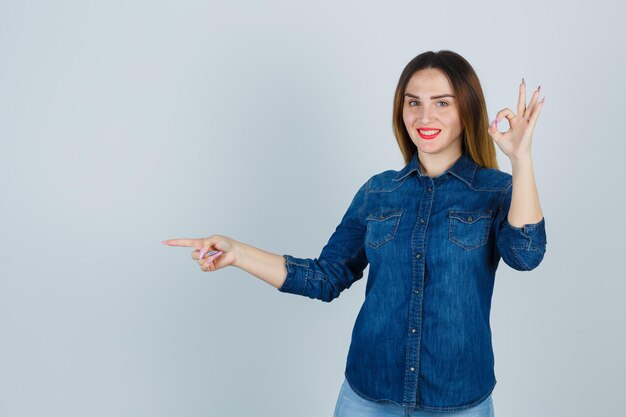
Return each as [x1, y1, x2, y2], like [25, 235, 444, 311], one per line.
[1, 1, 624, 416]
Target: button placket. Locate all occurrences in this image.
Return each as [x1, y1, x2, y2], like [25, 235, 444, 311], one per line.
[403, 179, 434, 404]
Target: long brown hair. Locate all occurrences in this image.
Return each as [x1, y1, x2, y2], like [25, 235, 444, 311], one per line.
[392, 50, 498, 169]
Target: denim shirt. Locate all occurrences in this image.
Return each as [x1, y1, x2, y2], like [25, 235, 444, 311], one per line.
[277, 152, 547, 411]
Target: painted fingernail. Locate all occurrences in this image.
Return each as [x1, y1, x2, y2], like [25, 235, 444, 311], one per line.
[540, 97, 545, 103]
[206, 251, 223, 264]
[199, 247, 207, 259]
[538, 85, 541, 91]
[522, 77, 525, 85]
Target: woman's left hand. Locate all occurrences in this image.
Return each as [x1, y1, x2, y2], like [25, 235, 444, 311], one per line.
[488, 78, 545, 162]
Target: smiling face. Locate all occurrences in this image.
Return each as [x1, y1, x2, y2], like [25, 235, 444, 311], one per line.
[402, 68, 464, 162]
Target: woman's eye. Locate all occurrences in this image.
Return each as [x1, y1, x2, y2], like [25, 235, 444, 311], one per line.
[407, 101, 448, 107]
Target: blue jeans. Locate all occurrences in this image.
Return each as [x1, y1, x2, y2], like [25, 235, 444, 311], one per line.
[333, 378, 495, 417]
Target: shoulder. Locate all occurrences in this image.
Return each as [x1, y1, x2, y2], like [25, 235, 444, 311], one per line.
[366, 169, 406, 192]
[471, 166, 512, 192]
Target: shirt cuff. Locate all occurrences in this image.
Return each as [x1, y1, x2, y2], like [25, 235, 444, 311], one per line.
[502, 217, 547, 251]
[277, 254, 308, 295]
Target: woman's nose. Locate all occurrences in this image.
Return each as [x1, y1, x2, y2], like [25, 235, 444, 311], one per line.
[419, 106, 434, 123]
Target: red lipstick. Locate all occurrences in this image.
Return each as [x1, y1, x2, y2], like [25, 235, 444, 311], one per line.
[417, 127, 441, 140]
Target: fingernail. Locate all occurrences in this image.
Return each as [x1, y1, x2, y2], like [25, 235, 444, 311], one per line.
[540, 97, 545, 103]
[538, 85, 541, 91]
[205, 251, 223, 264]
[522, 77, 525, 85]
[208, 251, 223, 261]
[199, 247, 207, 259]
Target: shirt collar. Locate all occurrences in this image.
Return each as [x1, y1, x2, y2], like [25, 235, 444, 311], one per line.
[392, 152, 478, 187]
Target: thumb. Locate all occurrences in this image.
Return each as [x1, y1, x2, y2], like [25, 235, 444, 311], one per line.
[198, 235, 221, 259]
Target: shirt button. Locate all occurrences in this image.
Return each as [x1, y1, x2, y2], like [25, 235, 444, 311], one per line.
[467, 216, 473, 222]
[427, 187, 432, 192]
[411, 329, 416, 333]
[414, 289, 419, 294]
[415, 253, 421, 259]
[420, 218, 425, 224]
[410, 367, 415, 372]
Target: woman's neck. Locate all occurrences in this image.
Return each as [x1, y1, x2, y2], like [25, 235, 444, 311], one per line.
[418, 150, 463, 178]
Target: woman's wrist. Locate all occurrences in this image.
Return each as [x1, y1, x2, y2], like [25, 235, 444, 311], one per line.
[232, 239, 246, 269]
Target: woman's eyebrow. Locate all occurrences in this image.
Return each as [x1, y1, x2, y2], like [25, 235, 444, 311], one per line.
[404, 93, 455, 100]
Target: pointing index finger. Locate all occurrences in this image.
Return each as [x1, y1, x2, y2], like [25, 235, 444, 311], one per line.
[162, 239, 202, 247]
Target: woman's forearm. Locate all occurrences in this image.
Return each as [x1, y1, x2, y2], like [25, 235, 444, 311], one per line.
[508, 156, 544, 227]
[233, 240, 288, 289]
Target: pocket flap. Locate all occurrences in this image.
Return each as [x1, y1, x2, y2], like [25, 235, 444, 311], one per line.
[366, 208, 404, 222]
[449, 209, 493, 224]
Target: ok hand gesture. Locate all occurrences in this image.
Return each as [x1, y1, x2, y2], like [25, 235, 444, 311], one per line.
[488, 78, 545, 162]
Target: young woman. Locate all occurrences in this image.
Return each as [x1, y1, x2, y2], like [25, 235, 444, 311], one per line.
[162, 50, 547, 417]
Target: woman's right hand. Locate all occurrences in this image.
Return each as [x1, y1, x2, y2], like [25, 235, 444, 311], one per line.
[162, 235, 238, 272]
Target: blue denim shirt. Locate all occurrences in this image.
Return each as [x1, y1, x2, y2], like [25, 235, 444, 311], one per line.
[277, 152, 547, 411]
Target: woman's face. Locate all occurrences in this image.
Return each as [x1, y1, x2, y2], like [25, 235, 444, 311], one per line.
[402, 68, 463, 161]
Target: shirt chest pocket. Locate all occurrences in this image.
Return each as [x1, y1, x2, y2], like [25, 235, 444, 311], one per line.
[448, 209, 493, 251]
[365, 208, 404, 249]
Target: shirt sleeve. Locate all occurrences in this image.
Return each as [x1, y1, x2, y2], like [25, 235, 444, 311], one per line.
[277, 177, 370, 302]
[495, 183, 547, 271]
